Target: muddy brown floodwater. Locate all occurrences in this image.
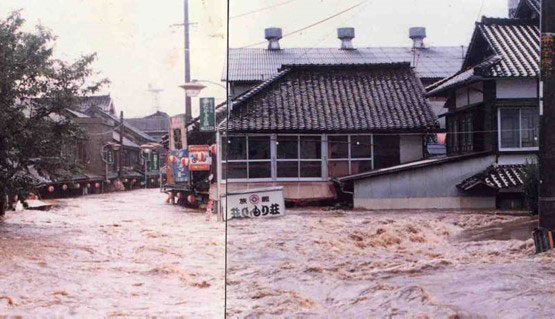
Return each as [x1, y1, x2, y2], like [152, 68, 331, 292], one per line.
[226, 210, 555, 319]
[0, 189, 224, 318]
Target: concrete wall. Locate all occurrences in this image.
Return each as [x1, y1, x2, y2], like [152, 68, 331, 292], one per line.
[496, 79, 537, 99]
[353, 154, 497, 210]
[399, 135, 423, 163]
[456, 82, 484, 108]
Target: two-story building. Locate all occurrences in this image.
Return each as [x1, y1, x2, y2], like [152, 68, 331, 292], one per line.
[340, 0, 540, 210]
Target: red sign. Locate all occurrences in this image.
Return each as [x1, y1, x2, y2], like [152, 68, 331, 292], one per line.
[188, 145, 212, 171]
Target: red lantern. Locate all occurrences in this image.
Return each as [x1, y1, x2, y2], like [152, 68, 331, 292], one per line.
[124, 178, 128, 183]
[106, 180, 111, 184]
[209, 144, 217, 155]
[176, 192, 182, 198]
[75, 183, 80, 189]
[198, 152, 206, 162]
[187, 194, 196, 204]
[180, 157, 189, 167]
[86, 183, 91, 188]
[62, 184, 68, 191]
[48, 185, 55, 193]
[168, 155, 176, 163]
[95, 182, 100, 188]
[150, 179, 154, 183]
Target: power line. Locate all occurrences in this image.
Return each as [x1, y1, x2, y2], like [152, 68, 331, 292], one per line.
[239, 0, 368, 48]
[231, 0, 299, 20]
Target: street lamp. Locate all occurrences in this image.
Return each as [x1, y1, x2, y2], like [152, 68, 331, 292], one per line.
[179, 79, 229, 221]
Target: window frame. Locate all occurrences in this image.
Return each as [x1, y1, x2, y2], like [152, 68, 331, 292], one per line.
[497, 107, 539, 152]
[222, 133, 374, 182]
[327, 134, 374, 177]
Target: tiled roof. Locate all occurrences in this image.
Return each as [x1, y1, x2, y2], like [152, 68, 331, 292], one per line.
[127, 112, 170, 132]
[514, 0, 540, 18]
[457, 164, 528, 191]
[475, 17, 539, 77]
[86, 106, 156, 142]
[427, 17, 539, 96]
[76, 95, 114, 114]
[226, 46, 466, 82]
[222, 63, 438, 133]
[113, 132, 141, 149]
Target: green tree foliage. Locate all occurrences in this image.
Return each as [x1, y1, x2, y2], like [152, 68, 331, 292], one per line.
[0, 11, 108, 215]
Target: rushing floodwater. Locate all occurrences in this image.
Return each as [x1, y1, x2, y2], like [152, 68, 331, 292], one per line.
[0, 189, 224, 318]
[226, 210, 555, 318]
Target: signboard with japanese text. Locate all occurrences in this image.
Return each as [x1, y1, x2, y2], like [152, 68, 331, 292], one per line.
[166, 149, 189, 184]
[199, 97, 215, 132]
[170, 114, 187, 150]
[223, 187, 285, 220]
[188, 145, 212, 171]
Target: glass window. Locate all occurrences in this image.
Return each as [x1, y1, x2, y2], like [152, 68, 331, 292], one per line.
[328, 136, 348, 158]
[225, 136, 247, 160]
[500, 109, 520, 149]
[277, 136, 298, 159]
[248, 136, 271, 159]
[351, 160, 373, 175]
[328, 161, 349, 177]
[521, 108, 539, 148]
[249, 161, 271, 178]
[300, 136, 321, 159]
[277, 161, 298, 178]
[224, 162, 247, 179]
[300, 161, 321, 178]
[351, 135, 372, 158]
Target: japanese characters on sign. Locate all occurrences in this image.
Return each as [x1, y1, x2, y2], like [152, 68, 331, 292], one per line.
[199, 97, 215, 132]
[225, 187, 285, 219]
[166, 149, 189, 184]
[188, 145, 212, 171]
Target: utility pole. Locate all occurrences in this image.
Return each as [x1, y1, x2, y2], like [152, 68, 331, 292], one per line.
[119, 111, 124, 179]
[184, 0, 192, 124]
[539, 0, 555, 229]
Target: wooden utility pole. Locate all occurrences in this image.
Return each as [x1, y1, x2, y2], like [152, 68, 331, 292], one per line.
[184, 0, 192, 123]
[119, 110, 124, 179]
[539, 0, 555, 229]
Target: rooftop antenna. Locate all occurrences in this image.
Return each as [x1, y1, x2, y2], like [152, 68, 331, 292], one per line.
[147, 83, 164, 113]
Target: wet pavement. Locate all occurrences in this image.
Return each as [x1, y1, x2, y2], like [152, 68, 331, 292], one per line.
[0, 189, 224, 318]
[226, 210, 554, 318]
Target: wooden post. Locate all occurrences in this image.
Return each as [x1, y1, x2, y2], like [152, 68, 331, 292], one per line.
[539, 0, 555, 229]
[119, 111, 124, 179]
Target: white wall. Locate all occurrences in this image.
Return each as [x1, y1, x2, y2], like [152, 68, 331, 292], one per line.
[497, 154, 538, 165]
[496, 79, 537, 99]
[399, 135, 423, 163]
[455, 82, 483, 108]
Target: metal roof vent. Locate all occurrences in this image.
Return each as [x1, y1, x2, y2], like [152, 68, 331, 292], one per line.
[338, 27, 355, 50]
[409, 27, 426, 49]
[265, 27, 282, 50]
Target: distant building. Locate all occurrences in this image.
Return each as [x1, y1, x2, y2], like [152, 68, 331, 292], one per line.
[127, 111, 170, 142]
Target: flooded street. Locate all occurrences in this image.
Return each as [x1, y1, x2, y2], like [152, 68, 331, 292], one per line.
[0, 189, 224, 318]
[226, 210, 555, 318]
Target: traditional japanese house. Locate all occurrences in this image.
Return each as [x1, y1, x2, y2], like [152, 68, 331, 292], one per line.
[216, 62, 439, 202]
[127, 111, 170, 141]
[341, 0, 541, 210]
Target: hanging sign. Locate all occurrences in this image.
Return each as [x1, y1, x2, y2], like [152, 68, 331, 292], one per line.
[188, 145, 212, 171]
[199, 97, 215, 132]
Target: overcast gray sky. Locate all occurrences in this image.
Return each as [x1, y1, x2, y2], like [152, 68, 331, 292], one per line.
[1, 0, 508, 118]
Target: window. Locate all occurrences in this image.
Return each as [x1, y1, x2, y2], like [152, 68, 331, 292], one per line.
[276, 135, 322, 179]
[223, 136, 271, 180]
[328, 135, 373, 177]
[499, 108, 539, 150]
[447, 113, 473, 153]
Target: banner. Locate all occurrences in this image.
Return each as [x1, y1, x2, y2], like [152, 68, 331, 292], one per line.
[199, 97, 215, 132]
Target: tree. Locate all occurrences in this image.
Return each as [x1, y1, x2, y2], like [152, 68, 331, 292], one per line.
[0, 11, 108, 216]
